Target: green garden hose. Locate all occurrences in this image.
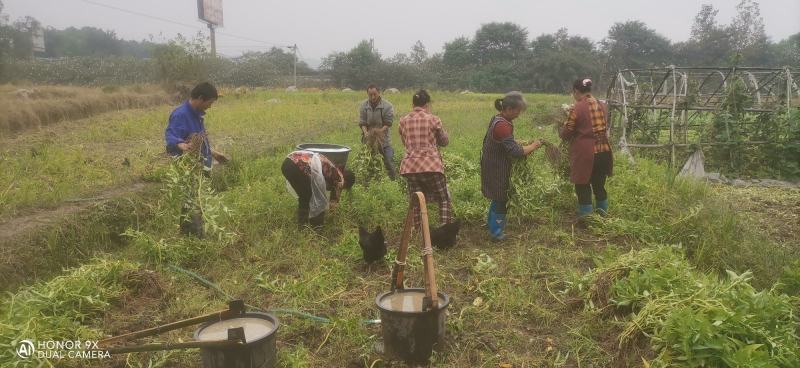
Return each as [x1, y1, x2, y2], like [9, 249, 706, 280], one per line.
[167, 264, 381, 325]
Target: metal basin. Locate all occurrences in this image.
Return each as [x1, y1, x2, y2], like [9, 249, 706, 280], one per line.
[296, 143, 351, 169]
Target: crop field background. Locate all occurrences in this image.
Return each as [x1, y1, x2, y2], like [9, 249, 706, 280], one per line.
[1, 89, 799, 367]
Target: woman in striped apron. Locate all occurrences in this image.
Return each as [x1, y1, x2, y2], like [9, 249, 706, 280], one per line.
[480, 92, 543, 241]
[559, 78, 613, 221]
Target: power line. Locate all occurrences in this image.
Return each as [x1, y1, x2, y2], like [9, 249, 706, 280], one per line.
[77, 0, 289, 47]
[79, 0, 198, 30]
[215, 32, 287, 48]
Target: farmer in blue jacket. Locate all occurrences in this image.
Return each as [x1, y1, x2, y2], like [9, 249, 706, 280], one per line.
[165, 82, 227, 170]
[164, 82, 227, 236]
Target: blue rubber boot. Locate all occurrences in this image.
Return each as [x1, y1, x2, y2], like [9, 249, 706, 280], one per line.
[576, 204, 594, 228]
[487, 201, 496, 231]
[487, 201, 506, 241]
[596, 199, 609, 216]
[578, 204, 593, 217]
[492, 213, 508, 241]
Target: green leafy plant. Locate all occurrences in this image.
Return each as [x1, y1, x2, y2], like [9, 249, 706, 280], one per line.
[577, 246, 800, 368]
[163, 152, 233, 241]
[0, 259, 139, 367]
[350, 144, 384, 186]
[122, 229, 224, 266]
[508, 155, 566, 216]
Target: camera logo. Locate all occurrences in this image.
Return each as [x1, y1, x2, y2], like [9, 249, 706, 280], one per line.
[16, 340, 34, 359]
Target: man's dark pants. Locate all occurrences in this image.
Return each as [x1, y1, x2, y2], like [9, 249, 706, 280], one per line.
[382, 144, 397, 180]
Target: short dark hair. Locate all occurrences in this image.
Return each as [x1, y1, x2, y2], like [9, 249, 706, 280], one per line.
[366, 83, 380, 92]
[412, 89, 431, 107]
[573, 78, 592, 93]
[342, 169, 356, 189]
[190, 82, 219, 100]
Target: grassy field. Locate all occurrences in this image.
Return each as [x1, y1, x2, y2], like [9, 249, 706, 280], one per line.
[1, 90, 798, 367]
[0, 89, 355, 221]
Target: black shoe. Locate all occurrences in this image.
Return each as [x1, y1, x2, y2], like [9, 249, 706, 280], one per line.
[297, 208, 310, 227]
[309, 212, 325, 231]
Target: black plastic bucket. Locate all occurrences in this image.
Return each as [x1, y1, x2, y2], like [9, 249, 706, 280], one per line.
[296, 143, 351, 169]
[375, 288, 450, 364]
[194, 312, 279, 368]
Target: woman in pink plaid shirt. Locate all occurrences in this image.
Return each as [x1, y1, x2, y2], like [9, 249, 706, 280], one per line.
[398, 90, 460, 248]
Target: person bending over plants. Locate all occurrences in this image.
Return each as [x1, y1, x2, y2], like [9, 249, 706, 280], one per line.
[282, 150, 356, 230]
[559, 78, 613, 223]
[480, 91, 543, 241]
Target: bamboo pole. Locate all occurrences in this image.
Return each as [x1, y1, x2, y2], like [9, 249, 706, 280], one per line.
[670, 65, 677, 169]
[615, 105, 777, 113]
[104, 339, 242, 354]
[391, 209, 415, 291]
[390, 192, 440, 310]
[619, 72, 629, 143]
[98, 301, 244, 347]
[625, 141, 794, 148]
[788, 67, 793, 115]
[413, 192, 438, 310]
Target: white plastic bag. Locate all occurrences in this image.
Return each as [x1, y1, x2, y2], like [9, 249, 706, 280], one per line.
[307, 153, 329, 218]
[679, 149, 706, 178]
[285, 151, 330, 218]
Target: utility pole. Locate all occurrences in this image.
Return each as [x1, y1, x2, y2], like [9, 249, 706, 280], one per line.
[208, 23, 216, 57]
[291, 44, 298, 87]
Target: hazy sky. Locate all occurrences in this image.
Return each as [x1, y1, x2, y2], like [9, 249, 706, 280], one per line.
[4, 0, 800, 66]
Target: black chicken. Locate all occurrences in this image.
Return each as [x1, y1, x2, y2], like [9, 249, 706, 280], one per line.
[430, 220, 460, 249]
[358, 226, 386, 263]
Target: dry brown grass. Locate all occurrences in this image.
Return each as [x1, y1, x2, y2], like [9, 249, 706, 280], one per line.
[0, 84, 170, 136]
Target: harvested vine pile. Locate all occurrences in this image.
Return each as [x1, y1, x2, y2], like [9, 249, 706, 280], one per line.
[571, 246, 800, 367]
[0, 259, 140, 367]
[507, 142, 567, 215]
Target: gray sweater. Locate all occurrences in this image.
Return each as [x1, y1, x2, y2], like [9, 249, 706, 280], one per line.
[359, 98, 394, 146]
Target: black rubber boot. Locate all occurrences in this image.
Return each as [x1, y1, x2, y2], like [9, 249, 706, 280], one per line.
[180, 210, 204, 238]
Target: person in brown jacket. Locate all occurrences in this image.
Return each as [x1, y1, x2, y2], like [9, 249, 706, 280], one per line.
[559, 78, 613, 220]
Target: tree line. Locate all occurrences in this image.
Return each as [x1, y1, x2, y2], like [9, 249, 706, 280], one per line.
[0, 0, 311, 84]
[322, 0, 799, 92]
[1, 0, 798, 92]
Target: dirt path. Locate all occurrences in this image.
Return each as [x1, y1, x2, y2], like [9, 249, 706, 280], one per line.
[0, 181, 151, 243]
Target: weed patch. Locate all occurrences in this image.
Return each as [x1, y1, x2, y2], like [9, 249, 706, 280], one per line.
[574, 246, 800, 367]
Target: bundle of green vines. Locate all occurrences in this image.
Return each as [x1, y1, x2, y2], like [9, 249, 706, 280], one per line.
[541, 140, 571, 178]
[163, 135, 232, 240]
[508, 151, 564, 215]
[351, 144, 384, 186]
[442, 151, 478, 180]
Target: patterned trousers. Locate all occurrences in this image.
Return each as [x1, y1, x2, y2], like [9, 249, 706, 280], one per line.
[403, 172, 455, 225]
